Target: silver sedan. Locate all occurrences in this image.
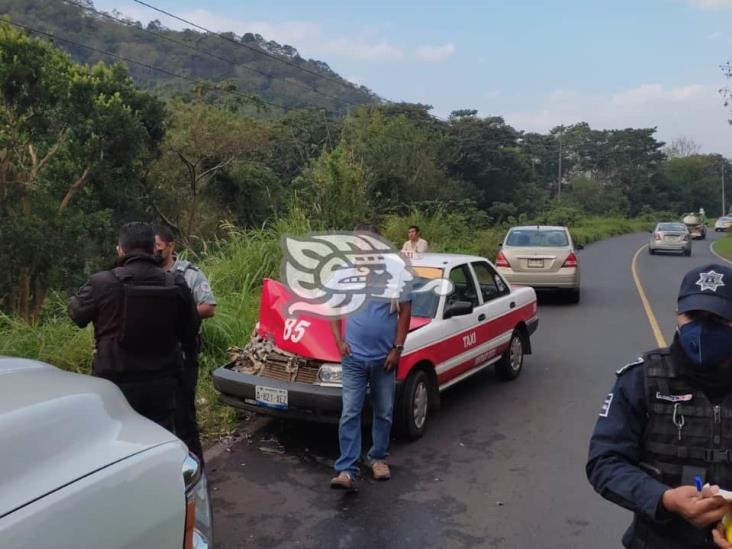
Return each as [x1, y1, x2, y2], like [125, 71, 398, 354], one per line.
[649, 222, 692, 256]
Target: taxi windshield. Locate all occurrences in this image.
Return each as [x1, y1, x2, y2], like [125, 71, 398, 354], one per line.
[410, 277, 440, 318]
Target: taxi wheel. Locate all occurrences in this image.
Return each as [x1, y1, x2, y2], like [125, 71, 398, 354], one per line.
[395, 369, 430, 440]
[496, 331, 524, 381]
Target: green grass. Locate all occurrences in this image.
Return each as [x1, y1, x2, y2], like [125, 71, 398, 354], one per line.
[0, 212, 654, 440]
[713, 233, 732, 262]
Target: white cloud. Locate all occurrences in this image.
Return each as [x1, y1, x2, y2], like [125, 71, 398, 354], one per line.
[688, 0, 732, 9]
[504, 83, 732, 156]
[549, 89, 578, 102]
[708, 31, 724, 40]
[415, 43, 456, 62]
[314, 39, 404, 61]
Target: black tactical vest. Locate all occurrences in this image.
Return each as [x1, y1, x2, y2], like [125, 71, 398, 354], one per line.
[626, 350, 732, 548]
[642, 349, 732, 488]
[113, 267, 181, 369]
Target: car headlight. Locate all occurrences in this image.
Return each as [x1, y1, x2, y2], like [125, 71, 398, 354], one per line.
[318, 363, 342, 384]
[182, 454, 213, 549]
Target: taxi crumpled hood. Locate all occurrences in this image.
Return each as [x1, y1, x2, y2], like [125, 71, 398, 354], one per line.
[255, 278, 431, 363]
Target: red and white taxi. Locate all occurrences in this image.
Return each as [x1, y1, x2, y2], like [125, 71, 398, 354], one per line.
[213, 253, 538, 439]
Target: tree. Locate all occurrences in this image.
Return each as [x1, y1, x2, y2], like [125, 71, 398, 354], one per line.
[444, 114, 532, 211]
[665, 137, 701, 158]
[661, 154, 728, 216]
[149, 100, 267, 242]
[0, 23, 165, 318]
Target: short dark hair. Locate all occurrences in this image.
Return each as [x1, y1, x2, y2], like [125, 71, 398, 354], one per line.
[354, 222, 380, 235]
[408, 225, 420, 233]
[153, 224, 176, 244]
[118, 222, 155, 255]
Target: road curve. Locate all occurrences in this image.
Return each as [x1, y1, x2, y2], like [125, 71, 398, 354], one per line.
[207, 230, 728, 549]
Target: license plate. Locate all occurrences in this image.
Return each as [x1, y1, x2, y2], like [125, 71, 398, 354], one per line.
[255, 386, 288, 409]
[528, 258, 543, 268]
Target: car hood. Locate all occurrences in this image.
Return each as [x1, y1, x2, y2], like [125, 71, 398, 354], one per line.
[255, 279, 432, 362]
[0, 358, 183, 518]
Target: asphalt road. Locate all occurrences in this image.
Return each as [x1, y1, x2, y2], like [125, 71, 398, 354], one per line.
[207, 230, 730, 549]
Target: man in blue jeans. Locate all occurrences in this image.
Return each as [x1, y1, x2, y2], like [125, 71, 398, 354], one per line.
[329, 223, 413, 490]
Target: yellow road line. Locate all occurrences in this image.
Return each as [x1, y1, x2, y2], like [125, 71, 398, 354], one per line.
[631, 245, 667, 348]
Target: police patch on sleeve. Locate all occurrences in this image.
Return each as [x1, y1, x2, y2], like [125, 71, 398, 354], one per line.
[599, 393, 614, 417]
[200, 281, 211, 293]
[616, 357, 643, 376]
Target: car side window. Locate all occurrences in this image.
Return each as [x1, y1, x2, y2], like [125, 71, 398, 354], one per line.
[447, 264, 479, 307]
[471, 261, 509, 303]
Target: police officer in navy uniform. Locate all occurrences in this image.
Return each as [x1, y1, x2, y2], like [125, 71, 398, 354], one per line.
[587, 264, 732, 549]
[154, 225, 216, 464]
[69, 222, 200, 432]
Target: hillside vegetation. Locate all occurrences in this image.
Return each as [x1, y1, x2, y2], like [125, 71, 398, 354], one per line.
[0, 0, 377, 112]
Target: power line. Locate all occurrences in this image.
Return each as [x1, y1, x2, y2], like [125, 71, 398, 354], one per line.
[132, 0, 359, 95]
[6, 19, 288, 112]
[69, 0, 353, 108]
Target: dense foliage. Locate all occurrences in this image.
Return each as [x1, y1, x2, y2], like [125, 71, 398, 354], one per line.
[0, 0, 376, 113]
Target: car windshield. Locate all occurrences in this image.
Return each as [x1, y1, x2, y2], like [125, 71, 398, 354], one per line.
[657, 223, 687, 231]
[506, 229, 568, 247]
[409, 277, 441, 318]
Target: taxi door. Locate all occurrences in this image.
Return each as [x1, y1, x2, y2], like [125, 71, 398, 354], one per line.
[468, 261, 514, 363]
[437, 263, 483, 385]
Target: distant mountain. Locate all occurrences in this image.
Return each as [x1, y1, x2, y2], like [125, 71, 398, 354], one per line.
[0, 0, 379, 112]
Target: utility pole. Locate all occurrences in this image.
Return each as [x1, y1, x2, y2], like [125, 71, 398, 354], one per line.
[557, 131, 563, 201]
[723, 161, 727, 217]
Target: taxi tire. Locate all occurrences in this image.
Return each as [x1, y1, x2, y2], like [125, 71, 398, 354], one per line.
[496, 331, 524, 381]
[395, 369, 430, 440]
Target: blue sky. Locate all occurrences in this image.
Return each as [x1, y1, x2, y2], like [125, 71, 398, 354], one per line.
[98, 0, 732, 154]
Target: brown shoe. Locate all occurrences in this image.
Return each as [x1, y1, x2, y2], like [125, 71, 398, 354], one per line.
[371, 461, 391, 480]
[330, 471, 355, 490]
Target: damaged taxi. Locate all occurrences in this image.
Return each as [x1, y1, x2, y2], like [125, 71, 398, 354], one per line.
[213, 253, 538, 439]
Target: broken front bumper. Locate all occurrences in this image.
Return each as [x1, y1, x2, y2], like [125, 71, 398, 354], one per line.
[213, 367, 344, 422]
[213, 367, 404, 423]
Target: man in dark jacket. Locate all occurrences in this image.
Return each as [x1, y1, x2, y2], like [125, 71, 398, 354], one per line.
[587, 264, 732, 549]
[69, 222, 200, 432]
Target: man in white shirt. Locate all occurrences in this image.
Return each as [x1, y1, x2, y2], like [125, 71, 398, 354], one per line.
[401, 225, 429, 258]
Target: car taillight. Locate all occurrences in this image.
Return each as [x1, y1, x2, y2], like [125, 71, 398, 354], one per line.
[562, 252, 577, 268]
[495, 251, 511, 268]
[182, 454, 213, 549]
[654, 232, 662, 240]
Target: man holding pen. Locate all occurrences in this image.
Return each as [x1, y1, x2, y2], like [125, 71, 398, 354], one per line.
[587, 264, 732, 548]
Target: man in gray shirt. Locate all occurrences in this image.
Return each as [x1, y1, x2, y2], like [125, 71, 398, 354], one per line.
[154, 225, 216, 463]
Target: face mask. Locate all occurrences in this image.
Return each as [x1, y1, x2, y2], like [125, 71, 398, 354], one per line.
[678, 319, 732, 367]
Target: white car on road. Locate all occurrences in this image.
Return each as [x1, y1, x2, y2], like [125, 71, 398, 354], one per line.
[715, 216, 732, 232]
[0, 357, 212, 549]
